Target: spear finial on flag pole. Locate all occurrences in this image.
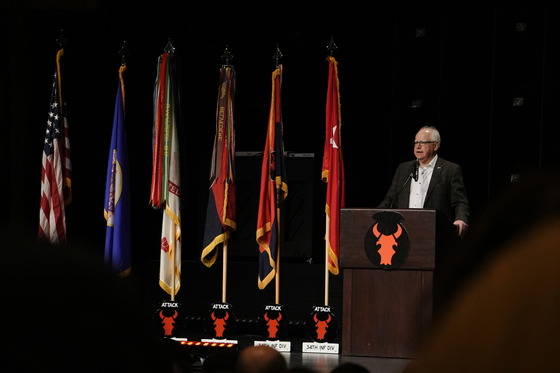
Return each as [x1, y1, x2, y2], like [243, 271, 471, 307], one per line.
[164, 38, 175, 55]
[273, 44, 283, 68]
[221, 44, 233, 66]
[118, 41, 129, 66]
[327, 35, 338, 56]
[56, 29, 67, 48]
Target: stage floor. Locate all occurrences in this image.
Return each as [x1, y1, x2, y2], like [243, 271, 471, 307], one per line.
[285, 352, 411, 373]
[175, 334, 412, 373]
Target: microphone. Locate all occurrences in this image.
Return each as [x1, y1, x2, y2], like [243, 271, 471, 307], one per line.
[413, 159, 419, 182]
[389, 172, 413, 208]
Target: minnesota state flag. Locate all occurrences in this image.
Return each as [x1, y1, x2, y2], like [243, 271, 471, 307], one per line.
[104, 65, 131, 277]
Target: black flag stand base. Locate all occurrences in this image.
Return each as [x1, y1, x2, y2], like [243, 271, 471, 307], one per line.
[202, 302, 238, 344]
[254, 303, 291, 352]
[152, 300, 187, 339]
[302, 305, 340, 354]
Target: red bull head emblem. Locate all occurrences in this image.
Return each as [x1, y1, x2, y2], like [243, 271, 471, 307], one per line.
[313, 313, 331, 341]
[305, 306, 338, 343]
[263, 311, 282, 339]
[204, 302, 237, 339]
[364, 211, 410, 268]
[259, 304, 287, 340]
[211, 311, 229, 338]
[159, 310, 178, 336]
[152, 301, 183, 337]
[372, 223, 402, 265]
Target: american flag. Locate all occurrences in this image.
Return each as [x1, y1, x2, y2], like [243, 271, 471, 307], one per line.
[38, 49, 72, 245]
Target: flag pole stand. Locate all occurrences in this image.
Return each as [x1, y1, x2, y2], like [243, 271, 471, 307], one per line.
[302, 305, 339, 353]
[255, 204, 290, 352]
[171, 227, 176, 301]
[222, 242, 228, 302]
[202, 301, 238, 344]
[255, 303, 291, 352]
[202, 244, 239, 344]
[302, 220, 340, 353]
[151, 300, 186, 339]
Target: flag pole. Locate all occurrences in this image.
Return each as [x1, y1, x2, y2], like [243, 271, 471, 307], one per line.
[168, 43, 176, 302]
[221, 46, 234, 304]
[39, 31, 73, 245]
[201, 53, 237, 303]
[324, 217, 330, 305]
[323, 37, 340, 307]
[275, 190, 281, 305]
[171, 226, 176, 301]
[153, 42, 182, 301]
[222, 243, 228, 302]
[275, 46, 283, 305]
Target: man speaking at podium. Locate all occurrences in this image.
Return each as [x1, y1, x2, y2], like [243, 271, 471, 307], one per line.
[377, 125, 470, 238]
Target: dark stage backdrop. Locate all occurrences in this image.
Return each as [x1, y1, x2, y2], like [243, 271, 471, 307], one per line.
[4, 2, 560, 328]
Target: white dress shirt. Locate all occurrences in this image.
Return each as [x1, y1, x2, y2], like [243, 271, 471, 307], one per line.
[409, 155, 438, 208]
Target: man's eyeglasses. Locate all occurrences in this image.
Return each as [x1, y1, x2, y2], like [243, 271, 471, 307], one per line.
[412, 141, 436, 147]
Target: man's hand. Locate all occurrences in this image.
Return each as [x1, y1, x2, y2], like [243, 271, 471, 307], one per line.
[454, 220, 469, 238]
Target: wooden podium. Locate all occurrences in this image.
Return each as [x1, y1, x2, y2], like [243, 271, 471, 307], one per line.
[340, 208, 451, 358]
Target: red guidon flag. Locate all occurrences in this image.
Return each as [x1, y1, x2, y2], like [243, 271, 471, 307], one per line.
[256, 65, 287, 290]
[322, 56, 345, 275]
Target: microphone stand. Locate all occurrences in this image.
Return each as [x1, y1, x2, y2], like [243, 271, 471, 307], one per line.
[389, 173, 413, 208]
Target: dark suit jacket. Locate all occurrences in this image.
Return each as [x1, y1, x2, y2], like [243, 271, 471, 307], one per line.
[378, 157, 470, 225]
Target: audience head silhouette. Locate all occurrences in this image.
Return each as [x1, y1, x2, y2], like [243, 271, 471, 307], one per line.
[234, 345, 287, 373]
